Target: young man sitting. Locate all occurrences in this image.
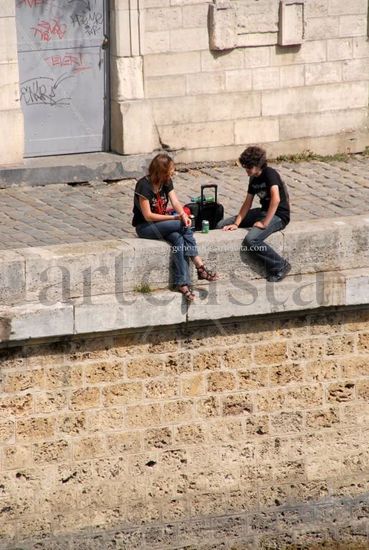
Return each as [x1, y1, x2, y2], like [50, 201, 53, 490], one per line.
[218, 146, 291, 282]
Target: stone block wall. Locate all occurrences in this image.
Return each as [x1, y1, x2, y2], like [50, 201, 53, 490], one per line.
[2, 0, 369, 162]
[0, 2, 24, 165]
[140, 0, 369, 162]
[1, 306, 369, 548]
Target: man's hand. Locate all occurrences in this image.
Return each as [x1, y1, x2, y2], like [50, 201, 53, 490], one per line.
[222, 224, 239, 231]
[253, 220, 267, 229]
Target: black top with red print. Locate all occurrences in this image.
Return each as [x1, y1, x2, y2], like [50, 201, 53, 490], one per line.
[247, 166, 290, 226]
[132, 176, 174, 226]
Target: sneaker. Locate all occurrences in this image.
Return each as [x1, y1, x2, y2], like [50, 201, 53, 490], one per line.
[267, 261, 291, 283]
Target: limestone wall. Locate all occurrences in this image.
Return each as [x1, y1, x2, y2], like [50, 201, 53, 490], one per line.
[139, 0, 369, 162]
[2, 1, 369, 162]
[0, 307, 369, 548]
[0, 2, 24, 165]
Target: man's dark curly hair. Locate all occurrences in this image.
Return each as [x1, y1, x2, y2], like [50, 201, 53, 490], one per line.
[239, 146, 267, 169]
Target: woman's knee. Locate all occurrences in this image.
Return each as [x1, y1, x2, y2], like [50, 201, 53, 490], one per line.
[182, 227, 196, 242]
[169, 232, 184, 247]
[181, 225, 195, 239]
[136, 226, 154, 240]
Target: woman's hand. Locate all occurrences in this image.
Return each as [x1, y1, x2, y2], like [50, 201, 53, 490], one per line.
[222, 224, 239, 231]
[175, 212, 190, 226]
[180, 212, 191, 227]
[169, 191, 191, 225]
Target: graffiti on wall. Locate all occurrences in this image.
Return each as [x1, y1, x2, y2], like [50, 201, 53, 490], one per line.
[70, 11, 103, 36]
[17, 0, 48, 7]
[20, 74, 73, 106]
[16, 0, 106, 155]
[31, 18, 67, 41]
[44, 53, 91, 73]
[68, 0, 103, 36]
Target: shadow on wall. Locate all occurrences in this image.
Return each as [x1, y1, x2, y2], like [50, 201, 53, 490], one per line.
[0, 317, 11, 341]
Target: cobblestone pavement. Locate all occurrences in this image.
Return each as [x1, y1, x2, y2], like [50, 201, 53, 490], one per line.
[0, 155, 368, 250]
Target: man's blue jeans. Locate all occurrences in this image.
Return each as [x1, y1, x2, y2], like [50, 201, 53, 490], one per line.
[217, 208, 286, 275]
[136, 220, 198, 286]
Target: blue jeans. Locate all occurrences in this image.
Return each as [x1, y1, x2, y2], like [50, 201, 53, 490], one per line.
[217, 208, 286, 275]
[136, 220, 198, 286]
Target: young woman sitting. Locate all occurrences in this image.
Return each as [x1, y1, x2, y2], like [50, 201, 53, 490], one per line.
[132, 153, 218, 302]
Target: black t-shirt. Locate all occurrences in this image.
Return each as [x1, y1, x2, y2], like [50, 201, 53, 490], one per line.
[132, 176, 174, 226]
[247, 166, 290, 225]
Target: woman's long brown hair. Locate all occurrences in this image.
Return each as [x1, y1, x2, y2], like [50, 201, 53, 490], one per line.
[148, 154, 175, 188]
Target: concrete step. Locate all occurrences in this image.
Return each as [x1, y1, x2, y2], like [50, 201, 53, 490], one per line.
[0, 152, 151, 187]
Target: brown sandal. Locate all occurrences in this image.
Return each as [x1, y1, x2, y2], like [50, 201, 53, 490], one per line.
[197, 265, 218, 282]
[177, 285, 195, 302]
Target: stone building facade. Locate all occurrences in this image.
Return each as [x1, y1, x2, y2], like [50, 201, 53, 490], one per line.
[1, 0, 369, 164]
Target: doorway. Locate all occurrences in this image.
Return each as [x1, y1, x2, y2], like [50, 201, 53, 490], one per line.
[16, 0, 109, 157]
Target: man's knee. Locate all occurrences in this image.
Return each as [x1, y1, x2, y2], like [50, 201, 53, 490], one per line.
[242, 233, 265, 252]
[243, 234, 259, 247]
[216, 216, 235, 229]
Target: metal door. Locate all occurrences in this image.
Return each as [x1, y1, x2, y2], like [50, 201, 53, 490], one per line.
[16, 0, 108, 157]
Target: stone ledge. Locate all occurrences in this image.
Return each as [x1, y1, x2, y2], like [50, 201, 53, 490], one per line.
[0, 215, 368, 343]
[0, 267, 367, 343]
[0, 214, 368, 306]
[188, 267, 368, 322]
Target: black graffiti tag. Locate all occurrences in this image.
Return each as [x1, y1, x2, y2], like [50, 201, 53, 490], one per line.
[70, 11, 103, 35]
[20, 73, 73, 106]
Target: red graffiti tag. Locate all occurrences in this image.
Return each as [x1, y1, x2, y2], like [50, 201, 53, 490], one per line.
[45, 53, 91, 74]
[18, 0, 48, 7]
[32, 19, 67, 41]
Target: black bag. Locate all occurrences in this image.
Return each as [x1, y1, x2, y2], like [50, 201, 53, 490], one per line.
[185, 184, 224, 230]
